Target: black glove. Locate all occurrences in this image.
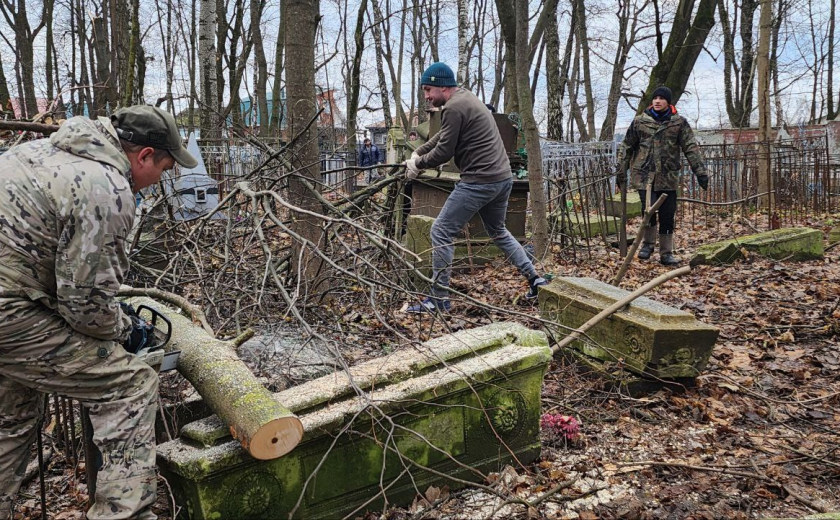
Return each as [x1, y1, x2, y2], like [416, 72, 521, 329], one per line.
[615, 168, 626, 190]
[124, 315, 155, 354]
[697, 175, 709, 190]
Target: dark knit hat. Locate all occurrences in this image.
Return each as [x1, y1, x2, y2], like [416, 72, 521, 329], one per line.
[420, 62, 457, 87]
[651, 86, 673, 104]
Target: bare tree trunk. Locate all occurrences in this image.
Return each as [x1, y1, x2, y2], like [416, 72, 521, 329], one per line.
[199, 0, 220, 138]
[44, 0, 55, 105]
[718, 0, 759, 127]
[826, 0, 836, 120]
[0, 0, 47, 118]
[346, 0, 367, 153]
[489, 36, 504, 110]
[76, 0, 93, 113]
[574, 0, 595, 137]
[495, 0, 517, 113]
[569, 33, 588, 141]
[757, 0, 772, 208]
[457, 0, 469, 84]
[599, 0, 639, 141]
[286, 0, 324, 283]
[514, 0, 549, 260]
[369, 0, 392, 126]
[638, 0, 716, 110]
[378, 0, 408, 129]
[252, 0, 269, 133]
[123, 0, 140, 106]
[0, 53, 10, 114]
[545, 3, 569, 141]
[771, 0, 786, 124]
[269, 0, 287, 137]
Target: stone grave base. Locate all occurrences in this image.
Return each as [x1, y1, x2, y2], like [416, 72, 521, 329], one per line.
[691, 227, 824, 266]
[539, 277, 719, 379]
[157, 323, 552, 520]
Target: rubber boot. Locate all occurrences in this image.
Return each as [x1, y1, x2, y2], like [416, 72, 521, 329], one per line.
[637, 226, 657, 260]
[659, 233, 681, 266]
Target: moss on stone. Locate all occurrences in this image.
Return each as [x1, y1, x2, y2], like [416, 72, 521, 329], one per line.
[691, 227, 824, 266]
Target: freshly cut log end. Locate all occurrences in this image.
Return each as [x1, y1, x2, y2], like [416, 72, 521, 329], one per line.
[247, 416, 305, 460]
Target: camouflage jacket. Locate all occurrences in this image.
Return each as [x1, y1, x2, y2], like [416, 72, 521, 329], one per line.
[616, 109, 707, 191]
[0, 116, 134, 341]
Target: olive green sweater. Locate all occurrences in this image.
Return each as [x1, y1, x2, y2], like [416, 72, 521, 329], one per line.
[415, 88, 511, 184]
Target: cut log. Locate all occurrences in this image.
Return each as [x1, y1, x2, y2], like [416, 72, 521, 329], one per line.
[126, 296, 303, 460]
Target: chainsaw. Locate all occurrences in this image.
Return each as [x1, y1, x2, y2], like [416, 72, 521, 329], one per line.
[121, 303, 180, 372]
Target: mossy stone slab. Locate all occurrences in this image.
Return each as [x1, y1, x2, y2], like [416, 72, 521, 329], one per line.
[157, 323, 551, 520]
[539, 277, 718, 378]
[691, 227, 824, 266]
[554, 212, 619, 238]
[829, 225, 840, 246]
[606, 191, 642, 218]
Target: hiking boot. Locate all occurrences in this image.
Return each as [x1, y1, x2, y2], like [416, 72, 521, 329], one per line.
[525, 276, 549, 300]
[406, 296, 451, 313]
[637, 226, 657, 260]
[659, 233, 681, 266]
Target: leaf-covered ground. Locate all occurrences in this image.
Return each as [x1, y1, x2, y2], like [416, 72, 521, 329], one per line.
[13, 215, 840, 520]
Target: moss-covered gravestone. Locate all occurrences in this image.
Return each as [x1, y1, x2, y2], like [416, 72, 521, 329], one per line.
[539, 277, 718, 379]
[690, 227, 824, 266]
[157, 323, 552, 520]
[606, 191, 642, 218]
[403, 214, 505, 283]
[554, 212, 619, 238]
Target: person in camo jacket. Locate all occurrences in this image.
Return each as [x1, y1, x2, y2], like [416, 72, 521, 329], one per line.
[616, 86, 709, 265]
[0, 105, 197, 519]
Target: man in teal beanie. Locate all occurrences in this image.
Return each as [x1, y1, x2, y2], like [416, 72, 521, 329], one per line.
[403, 62, 546, 313]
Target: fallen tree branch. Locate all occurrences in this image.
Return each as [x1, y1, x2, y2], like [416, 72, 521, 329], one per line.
[553, 266, 692, 354]
[612, 193, 668, 286]
[677, 191, 775, 206]
[118, 285, 214, 336]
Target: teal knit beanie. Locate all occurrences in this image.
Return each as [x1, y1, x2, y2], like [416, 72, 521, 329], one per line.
[420, 62, 457, 87]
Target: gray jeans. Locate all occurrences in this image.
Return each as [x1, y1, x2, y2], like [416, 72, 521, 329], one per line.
[430, 178, 537, 297]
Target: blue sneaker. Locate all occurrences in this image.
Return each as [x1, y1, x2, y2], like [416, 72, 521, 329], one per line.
[406, 296, 451, 313]
[525, 277, 548, 300]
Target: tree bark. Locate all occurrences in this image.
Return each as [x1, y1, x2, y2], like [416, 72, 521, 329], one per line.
[252, 0, 269, 133]
[828, 0, 837, 120]
[718, 0, 759, 127]
[369, 0, 392, 126]
[269, 0, 287, 137]
[514, 0, 549, 260]
[123, 0, 140, 106]
[0, 52, 11, 115]
[599, 0, 639, 141]
[637, 0, 716, 110]
[757, 0, 772, 208]
[457, 0, 469, 85]
[346, 0, 367, 153]
[495, 0, 518, 113]
[286, 0, 325, 284]
[127, 296, 303, 459]
[574, 0, 596, 138]
[199, 0, 220, 138]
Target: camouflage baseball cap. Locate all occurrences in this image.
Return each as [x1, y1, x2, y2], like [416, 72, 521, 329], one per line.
[111, 105, 198, 168]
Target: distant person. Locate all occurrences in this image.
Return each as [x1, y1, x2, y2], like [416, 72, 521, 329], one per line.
[358, 137, 382, 182]
[402, 62, 546, 313]
[407, 130, 418, 141]
[616, 86, 708, 265]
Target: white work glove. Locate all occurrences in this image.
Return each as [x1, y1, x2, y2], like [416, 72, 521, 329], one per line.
[404, 158, 421, 180]
[411, 150, 420, 161]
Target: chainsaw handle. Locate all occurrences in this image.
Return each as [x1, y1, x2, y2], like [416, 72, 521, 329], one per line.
[136, 304, 172, 348]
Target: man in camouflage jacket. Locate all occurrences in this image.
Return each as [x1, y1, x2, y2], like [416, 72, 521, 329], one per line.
[616, 86, 708, 265]
[0, 106, 196, 519]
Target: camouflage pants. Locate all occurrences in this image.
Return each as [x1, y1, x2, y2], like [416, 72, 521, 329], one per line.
[0, 297, 159, 520]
